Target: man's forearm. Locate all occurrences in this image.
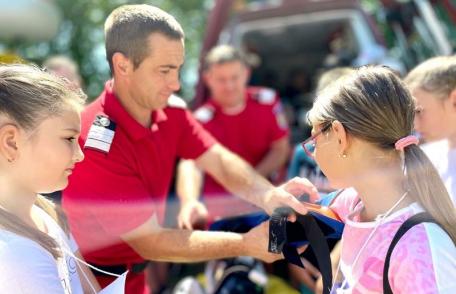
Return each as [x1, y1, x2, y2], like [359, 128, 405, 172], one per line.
[195, 143, 314, 216]
[197, 144, 273, 209]
[255, 138, 290, 177]
[176, 159, 203, 203]
[132, 228, 247, 262]
[123, 214, 277, 263]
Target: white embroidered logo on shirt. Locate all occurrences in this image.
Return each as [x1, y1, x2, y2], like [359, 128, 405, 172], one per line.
[84, 115, 116, 153]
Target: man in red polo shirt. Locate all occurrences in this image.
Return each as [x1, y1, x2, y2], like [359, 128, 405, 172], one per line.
[177, 45, 290, 227]
[63, 5, 317, 294]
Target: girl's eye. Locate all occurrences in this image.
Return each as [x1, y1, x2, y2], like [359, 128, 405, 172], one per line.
[66, 137, 76, 142]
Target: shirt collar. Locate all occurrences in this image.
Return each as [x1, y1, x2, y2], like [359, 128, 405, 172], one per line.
[101, 80, 167, 141]
[207, 94, 248, 115]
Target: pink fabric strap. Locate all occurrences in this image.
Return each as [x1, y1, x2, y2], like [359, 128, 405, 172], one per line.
[395, 135, 419, 151]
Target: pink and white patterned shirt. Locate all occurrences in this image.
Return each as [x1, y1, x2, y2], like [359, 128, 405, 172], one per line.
[330, 189, 456, 293]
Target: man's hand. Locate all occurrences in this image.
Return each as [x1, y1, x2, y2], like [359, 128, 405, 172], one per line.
[261, 177, 319, 216]
[243, 221, 283, 263]
[243, 220, 309, 263]
[197, 145, 320, 218]
[177, 199, 208, 230]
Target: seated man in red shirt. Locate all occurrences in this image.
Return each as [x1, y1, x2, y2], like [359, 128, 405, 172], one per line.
[62, 5, 316, 294]
[177, 45, 291, 228]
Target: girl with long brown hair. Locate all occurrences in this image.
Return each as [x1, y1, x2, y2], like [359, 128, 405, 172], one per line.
[303, 66, 456, 293]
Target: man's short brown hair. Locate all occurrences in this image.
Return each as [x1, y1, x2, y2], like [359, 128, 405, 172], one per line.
[104, 4, 184, 73]
[204, 45, 248, 71]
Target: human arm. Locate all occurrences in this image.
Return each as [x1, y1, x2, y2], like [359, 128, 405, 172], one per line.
[121, 214, 280, 263]
[175, 108, 315, 216]
[176, 159, 208, 229]
[195, 143, 318, 215]
[255, 136, 290, 177]
[255, 97, 290, 177]
[289, 259, 321, 292]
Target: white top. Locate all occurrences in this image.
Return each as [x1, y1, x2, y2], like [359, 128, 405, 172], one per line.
[0, 205, 83, 294]
[421, 140, 456, 205]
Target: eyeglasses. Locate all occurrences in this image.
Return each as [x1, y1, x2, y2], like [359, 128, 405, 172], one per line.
[301, 122, 332, 158]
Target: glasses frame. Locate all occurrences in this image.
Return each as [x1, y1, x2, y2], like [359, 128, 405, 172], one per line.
[301, 122, 332, 158]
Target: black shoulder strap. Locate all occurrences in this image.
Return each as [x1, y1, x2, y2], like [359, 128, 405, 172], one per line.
[281, 214, 333, 294]
[269, 207, 333, 294]
[383, 212, 443, 294]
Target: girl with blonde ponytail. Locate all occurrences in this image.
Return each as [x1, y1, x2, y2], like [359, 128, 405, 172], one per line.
[303, 66, 456, 293]
[405, 56, 456, 204]
[0, 64, 100, 293]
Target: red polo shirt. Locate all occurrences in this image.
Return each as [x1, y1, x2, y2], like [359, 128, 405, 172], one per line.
[62, 81, 215, 289]
[194, 87, 289, 219]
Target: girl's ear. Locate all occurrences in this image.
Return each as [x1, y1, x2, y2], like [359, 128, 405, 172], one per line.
[449, 89, 456, 110]
[332, 120, 349, 157]
[0, 124, 20, 163]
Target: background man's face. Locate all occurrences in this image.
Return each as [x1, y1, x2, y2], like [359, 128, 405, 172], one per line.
[204, 61, 249, 108]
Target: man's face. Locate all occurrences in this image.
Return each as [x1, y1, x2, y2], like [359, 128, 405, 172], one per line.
[412, 87, 452, 142]
[204, 61, 249, 108]
[127, 33, 184, 111]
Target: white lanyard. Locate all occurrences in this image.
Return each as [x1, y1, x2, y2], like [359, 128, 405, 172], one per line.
[63, 247, 122, 294]
[333, 191, 409, 291]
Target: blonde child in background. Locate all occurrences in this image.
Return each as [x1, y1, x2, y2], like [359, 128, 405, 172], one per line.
[405, 56, 456, 204]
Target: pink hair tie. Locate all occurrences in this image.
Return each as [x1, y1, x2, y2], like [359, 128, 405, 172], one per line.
[395, 135, 419, 151]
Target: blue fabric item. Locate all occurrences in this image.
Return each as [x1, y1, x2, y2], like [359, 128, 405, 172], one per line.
[285, 211, 344, 248]
[209, 211, 269, 233]
[317, 190, 340, 206]
[209, 190, 342, 234]
[287, 144, 332, 195]
[278, 211, 341, 294]
[209, 192, 344, 245]
[287, 144, 317, 179]
[209, 193, 345, 294]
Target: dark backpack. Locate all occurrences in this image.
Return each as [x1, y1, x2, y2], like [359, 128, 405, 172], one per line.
[383, 212, 455, 293]
[211, 257, 266, 294]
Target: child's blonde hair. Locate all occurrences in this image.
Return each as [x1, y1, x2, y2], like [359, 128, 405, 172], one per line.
[405, 56, 456, 99]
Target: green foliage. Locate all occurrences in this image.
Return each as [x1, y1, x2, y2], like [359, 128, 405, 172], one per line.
[4, 0, 209, 100]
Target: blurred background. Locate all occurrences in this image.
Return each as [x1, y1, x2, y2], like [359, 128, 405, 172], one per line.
[1, 0, 455, 142]
[0, 0, 210, 99]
